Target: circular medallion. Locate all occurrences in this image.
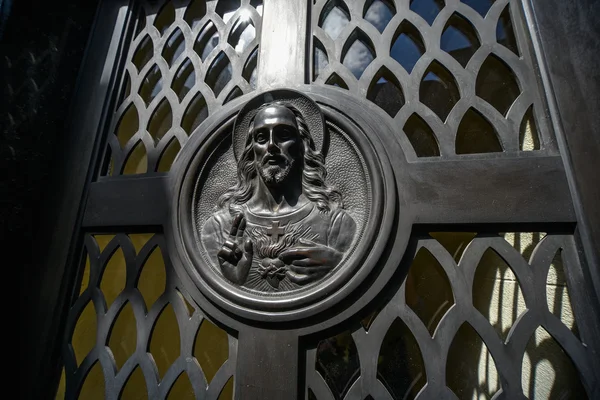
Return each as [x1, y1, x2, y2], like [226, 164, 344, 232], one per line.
[168, 89, 401, 323]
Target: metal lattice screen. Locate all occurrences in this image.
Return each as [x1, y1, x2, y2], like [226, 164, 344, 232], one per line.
[311, 0, 553, 159]
[54, 0, 599, 399]
[105, 0, 263, 175]
[58, 233, 236, 399]
[305, 232, 592, 399]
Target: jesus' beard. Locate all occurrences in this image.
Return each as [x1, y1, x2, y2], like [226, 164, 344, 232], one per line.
[259, 159, 294, 184]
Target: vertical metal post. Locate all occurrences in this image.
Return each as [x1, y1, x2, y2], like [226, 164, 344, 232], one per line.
[256, 0, 309, 89]
[235, 328, 300, 399]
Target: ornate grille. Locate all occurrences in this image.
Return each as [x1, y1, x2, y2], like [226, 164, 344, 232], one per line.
[104, 0, 263, 175]
[51, 0, 600, 398]
[311, 0, 553, 159]
[58, 233, 236, 399]
[305, 232, 592, 399]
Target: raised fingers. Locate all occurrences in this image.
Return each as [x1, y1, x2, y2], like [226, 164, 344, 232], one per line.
[229, 213, 243, 237]
[218, 247, 235, 260]
[288, 265, 331, 275]
[290, 258, 321, 267]
[237, 216, 246, 239]
[278, 247, 313, 262]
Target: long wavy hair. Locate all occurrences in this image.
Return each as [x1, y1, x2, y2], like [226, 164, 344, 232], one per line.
[217, 101, 342, 213]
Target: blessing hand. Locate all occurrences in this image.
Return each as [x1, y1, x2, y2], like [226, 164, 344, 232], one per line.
[217, 213, 253, 284]
[278, 239, 343, 285]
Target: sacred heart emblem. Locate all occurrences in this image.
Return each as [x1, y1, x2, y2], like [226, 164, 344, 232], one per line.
[257, 258, 287, 288]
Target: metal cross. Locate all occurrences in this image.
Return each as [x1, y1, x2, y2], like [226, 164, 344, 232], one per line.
[266, 220, 285, 242]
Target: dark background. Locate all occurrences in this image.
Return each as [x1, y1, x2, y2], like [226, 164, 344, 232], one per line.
[0, 0, 100, 395]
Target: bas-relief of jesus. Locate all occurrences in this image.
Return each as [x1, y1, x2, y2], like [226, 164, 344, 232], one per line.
[201, 102, 356, 291]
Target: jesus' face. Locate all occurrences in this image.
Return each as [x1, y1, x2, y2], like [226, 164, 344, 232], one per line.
[251, 105, 302, 185]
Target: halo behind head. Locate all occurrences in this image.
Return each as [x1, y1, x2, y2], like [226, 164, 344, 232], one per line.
[232, 89, 327, 161]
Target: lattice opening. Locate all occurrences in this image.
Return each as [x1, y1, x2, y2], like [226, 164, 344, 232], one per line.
[130, 233, 152, 253]
[139, 64, 163, 106]
[503, 232, 546, 264]
[194, 319, 229, 383]
[316, 331, 360, 399]
[367, 67, 405, 117]
[363, 0, 395, 33]
[429, 232, 477, 262]
[162, 27, 185, 66]
[360, 307, 382, 331]
[519, 105, 540, 151]
[137, 245, 166, 309]
[158, 137, 182, 172]
[78, 252, 91, 296]
[182, 92, 209, 134]
[378, 318, 426, 400]
[184, 0, 207, 29]
[228, 18, 256, 54]
[456, 108, 502, 154]
[476, 54, 520, 116]
[216, 0, 242, 23]
[108, 302, 137, 370]
[72, 300, 97, 366]
[522, 327, 588, 399]
[250, 0, 263, 12]
[195, 21, 220, 61]
[446, 322, 501, 399]
[473, 248, 526, 341]
[56, 367, 66, 399]
[116, 104, 139, 148]
[406, 247, 454, 336]
[148, 99, 173, 143]
[154, 2, 176, 36]
[410, 0, 444, 25]
[224, 86, 243, 104]
[546, 250, 580, 338]
[420, 61, 460, 121]
[133, 35, 154, 72]
[391, 21, 425, 74]
[121, 366, 148, 399]
[118, 72, 132, 107]
[404, 113, 440, 157]
[325, 73, 349, 89]
[123, 141, 148, 174]
[441, 12, 481, 67]
[150, 303, 181, 379]
[96, 234, 115, 253]
[461, 0, 495, 18]
[205, 52, 232, 96]
[496, 5, 519, 56]
[167, 372, 195, 399]
[342, 29, 376, 79]
[100, 244, 126, 307]
[313, 38, 329, 81]
[172, 58, 195, 101]
[242, 46, 258, 89]
[136, 8, 147, 36]
[178, 290, 197, 317]
[320, 0, 351, 40]
[78, 361, 104, 400]
[219, 377, 234, 399]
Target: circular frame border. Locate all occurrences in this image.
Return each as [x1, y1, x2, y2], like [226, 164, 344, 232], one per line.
[167, 87, 412, 329]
